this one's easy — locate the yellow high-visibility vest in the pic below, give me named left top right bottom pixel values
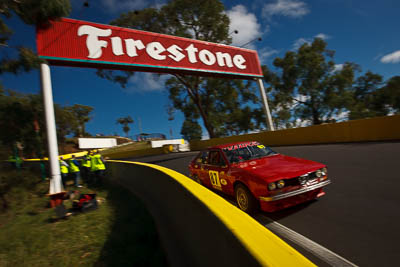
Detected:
left=90, top=154, right=105, bottom=171
left=82, top=156, right=91, bottom=168
left=60, top=160, right=68, bottom=174
left=68, top=159, right=80, bottom=173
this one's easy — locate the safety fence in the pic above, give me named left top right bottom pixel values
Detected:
left=107, top=160, right=315, bottom=267
left=190, top=115, right=400, bottom=151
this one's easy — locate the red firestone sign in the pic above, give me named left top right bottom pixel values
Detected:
left=36, top=18, right=263, bottom=79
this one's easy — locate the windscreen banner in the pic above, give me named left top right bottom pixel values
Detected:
left=36, top=18, right=263, bottom=79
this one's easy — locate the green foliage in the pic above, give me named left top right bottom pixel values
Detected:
left=348, top=71, right=386, bottom=120
left=116, top=116, right=134, bottom=137
left=0, top=169, right=167, bottom=266
left=0, top=90, right=94, bottom=157
left=0, top=166, right=41, bottom=211
left=0, top=47, right=43, bottom=74
left=380, top=76, right=400, bottom=112
left=65, top=104, right=94, bottom=137
left=11, top=0, right=71, bottom=26
left=264, top=38, right=357, bottom=127
left=101, top=0, right=262, bottom=138
left=180, top=119, right=202, bottom=140
left=0, top=0, right=71, bottom=77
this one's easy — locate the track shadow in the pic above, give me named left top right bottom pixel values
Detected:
left=94, top=181, right=168, bottom=267
left=146, top=154, right=194, bottom=165
left=259, top=199, right=317, bottom=221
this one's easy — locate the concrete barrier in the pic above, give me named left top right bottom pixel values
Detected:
left=190, top=115, right=400, bottom=150
left=15, top=160, right=314, bottom=266
left=107, top=160, right=314, bottom=267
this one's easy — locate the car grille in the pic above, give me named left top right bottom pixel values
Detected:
left=285, top=172, right=319, bottom=186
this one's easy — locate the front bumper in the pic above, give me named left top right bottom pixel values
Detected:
left=259, top=179, right=331, bottom=202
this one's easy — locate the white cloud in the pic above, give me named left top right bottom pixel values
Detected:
left=227, top=5, right=263, bottom=48
left=293, top=94, right=310, bottom=103
left=262, top=0, right=310, bottom=19
left=125, top=73, right=171, bottom=93
left=333, top=64, right=344, bottom=72
left=380, top=50, right=400, bottom=64
left=292, top=37, right=311, bottom=50
left=258, top=47, right=279, bottom=63
left=314, top=33, right=330, bottom=40
left=292, top=33, right=330, bottom=50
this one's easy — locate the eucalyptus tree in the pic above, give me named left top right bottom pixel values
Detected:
left=98, top=0, right=263, bottom=138
left=0, top=0, right=71, bottom=77
left=66, top=104, right=94, bottom=137
left=117, top=116, right=134, bottom=137
left=263, top=38, right=356, bottom=127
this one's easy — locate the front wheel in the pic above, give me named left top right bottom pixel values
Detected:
left=193, top=175, right=202, bottom=185
left=235, top=184, right=258, bottom=214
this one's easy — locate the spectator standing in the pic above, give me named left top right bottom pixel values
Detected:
left=81, top=152, right=91, bottom=183
left=59, top=156, right=69, bottom=188
left=90, top=150, right=106, bottom=185
left=68, top=155, right=82, bottom=187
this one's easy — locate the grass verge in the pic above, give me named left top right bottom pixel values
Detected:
left=0, top=167, right=168, bottom=266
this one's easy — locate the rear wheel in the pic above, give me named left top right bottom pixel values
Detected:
left=235, top=184, right=258, bottom=214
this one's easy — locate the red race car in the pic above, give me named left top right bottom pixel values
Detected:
left=188, top=141, right=331, bottom=213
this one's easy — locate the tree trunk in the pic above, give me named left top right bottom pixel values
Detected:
left=311, top=96, right=321, bottom=125
left=195, top=98, right=215, bottom=138
left=178, top=75, right=216, bottom=139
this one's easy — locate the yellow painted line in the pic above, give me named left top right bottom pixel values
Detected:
left=24, top=151, right=89, bottom=161
left=108, top=160, right=315, bottom=267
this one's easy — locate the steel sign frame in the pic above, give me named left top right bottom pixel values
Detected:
left=36, top=17, right=274, bottom=195
left=36, top=18, right=263, bottom=79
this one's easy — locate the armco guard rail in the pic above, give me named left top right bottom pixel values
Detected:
left=190, top=115, right=400, bottom=151
left=107, top=160, right=315, bottom=267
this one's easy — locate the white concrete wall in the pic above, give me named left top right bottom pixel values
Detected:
left=79, top=138, right=117, bottom=149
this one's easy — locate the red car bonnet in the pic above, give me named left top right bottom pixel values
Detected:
left=231, top=154, right=325, bottom=182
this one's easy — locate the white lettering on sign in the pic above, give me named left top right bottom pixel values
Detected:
left=199, top=49, right=216, bottom=66
left=233, top=55, right=246, bottom=69
left=77, top=25, right=247, bottom=70
left=147, top=42, right=166, bottom=60
left=125, top=39, right=145, bottom=57
left=78, top=25, right=111, bottom=59
left=167, top=45, right=185, bottom=62
left=216, top=52, right=233, bottom=67
left=185, top=44, right=198, bottom=63
left=111, top=37, right=124, bottom=56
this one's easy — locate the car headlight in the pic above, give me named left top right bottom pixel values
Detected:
left=276, top=180, right=285, bottom=189
left=321, top=167, right=327, bottom=175
left=268, top=182, right=276, bottom=191
left=315, top=169, right=322, bottom=178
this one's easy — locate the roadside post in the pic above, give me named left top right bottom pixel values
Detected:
left=40, top=63, right=65, bottom=206
left=256, top=78, right=275, bottom=131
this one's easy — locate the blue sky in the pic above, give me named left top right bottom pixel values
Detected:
left=2, top=0, right=399, bottom=139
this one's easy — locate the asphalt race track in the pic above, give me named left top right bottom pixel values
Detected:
left=123, top=142, right=400, bottom=267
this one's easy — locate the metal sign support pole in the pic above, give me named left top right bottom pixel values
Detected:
left=256, top=78, right=275, bottom=131
left=40, top=63, right=63, bottom=194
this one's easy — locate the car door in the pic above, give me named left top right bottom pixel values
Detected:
left=202, top=150, right=229, bottom=193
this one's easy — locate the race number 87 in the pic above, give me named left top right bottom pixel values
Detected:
left=209, top=170, right=221, bottom=188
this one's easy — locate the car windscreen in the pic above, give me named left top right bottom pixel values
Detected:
left=222, top=143, right=277, bottom=163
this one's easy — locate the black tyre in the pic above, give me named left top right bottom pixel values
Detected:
left=235, top=184, right=258, bottom=214
left=193, top=175, right=202, bottom=185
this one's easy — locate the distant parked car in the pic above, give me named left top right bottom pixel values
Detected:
left=188, top=141, right=331, bottom=213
